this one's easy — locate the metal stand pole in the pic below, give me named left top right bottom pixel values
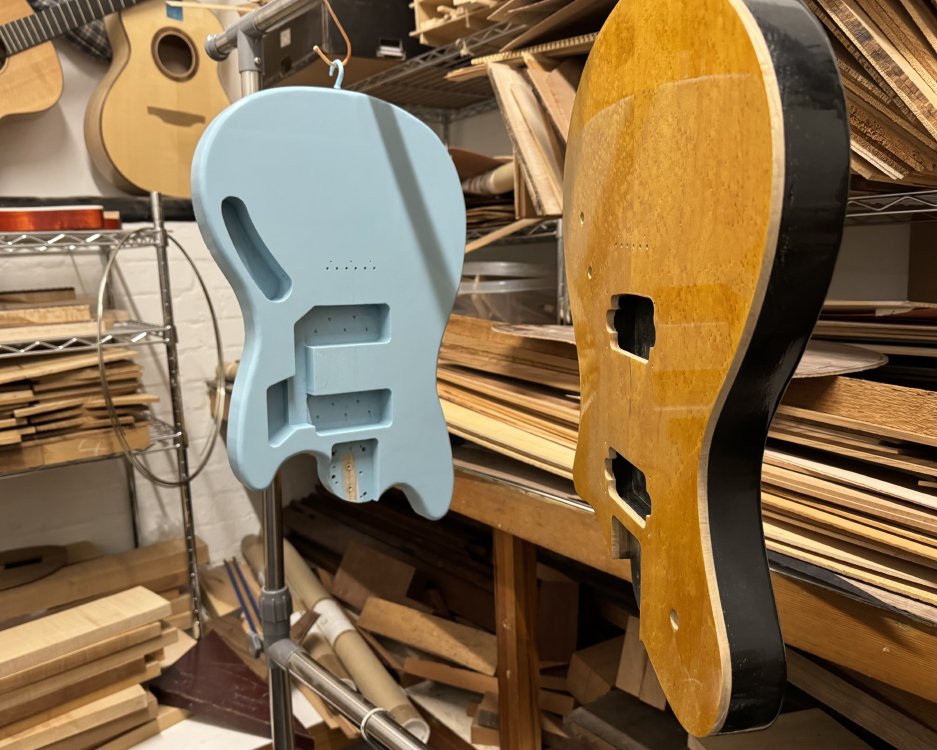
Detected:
left=262, top=478, right=296, bottom=750
left=152, top=192, right=205, bottom=637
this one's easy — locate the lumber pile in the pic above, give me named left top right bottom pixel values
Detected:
left=0, top=587, right=189, bottom=749
left=443, top=0, right=936, bottom=214
left=814, top=300, right=937, bottom=377
left=0, top=538, right=203, bottom=632
left=438, top=315, right=937, bottom=619
left=277, top=488, right=935, bottom=749
left=0, top=291, right=156, bottom=474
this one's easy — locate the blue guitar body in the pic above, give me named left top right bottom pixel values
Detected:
left=192, top=87, right=465, bottom=519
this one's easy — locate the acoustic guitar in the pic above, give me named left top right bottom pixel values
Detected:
left=565, top=0, right=849, bottom=738
left=0, top=0, right=140, bottom=121
left=85, top=1, right=230, bottom=198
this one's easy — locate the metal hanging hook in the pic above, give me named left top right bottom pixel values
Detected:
left=329, top=58, right=345, bottom=89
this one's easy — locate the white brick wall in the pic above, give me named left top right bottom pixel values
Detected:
left=0, top=29, right=264, bottom=562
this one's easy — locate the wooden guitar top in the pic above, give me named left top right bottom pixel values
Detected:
left=565, top=0, right=849, bottom=736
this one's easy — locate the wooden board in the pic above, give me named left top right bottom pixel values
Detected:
left=357, top=597, right=498, bottom=676
left=488, top=63, right=564, bottom=216
left=42, top=694, right=158, bottom=750
left=0, top=540, right=203, bottom=624
left=0, top=623, right=162, bottom=694
left=0, top=685, right=149, bottom=750
left=0, top=422, right=151, bottom=476
left=0, top=349, right=136, bottom=387
left=786, top=649, right=937, bottom=750
left=0, top=304, right=91, bottom=328
left=0, top=587, right=170, bottom=677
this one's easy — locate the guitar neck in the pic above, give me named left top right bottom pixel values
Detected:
left=0, top=0, right=139, bottom=56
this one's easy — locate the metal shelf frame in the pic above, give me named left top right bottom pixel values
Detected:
left=348, top=21, right=520, bottom=126
left=0, top=228, right=163, bottom=255
left=846, top=189, right=937, bottom=224
left=0, top=321, right=170, bottom=359
left=0, top=195, right=204, bottom=635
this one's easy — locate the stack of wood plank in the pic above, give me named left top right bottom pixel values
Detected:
left=412, top=1, right=502, bottom=46
left=0, top=539, right=202, bottom=633
left=281, top=488, right=935, bottom=750
left=805, top=0, right=937, bottom=186
left=444, top=0, right=936, bottom=224
left=0, top=584, right=191, bottom=749
left=437, top=315, right=937, bottom=620
left=0, top=289, right=156, bottom=474
left=814, top=299, right=937, bottom=367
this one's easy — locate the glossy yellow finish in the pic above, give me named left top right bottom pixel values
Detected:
left=84, top=1, right=230, bottom=197
left=564, top=0, right=783, bottom=737
left=0, top=1, right=63, bottom=121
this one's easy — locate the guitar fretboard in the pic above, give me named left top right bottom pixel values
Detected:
left=0, top=0, right=139, bottom=57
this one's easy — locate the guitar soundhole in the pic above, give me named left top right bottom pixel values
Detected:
left=608, top=450, right=652, bottom=521
left=153, top=28, right=198, bottom=82
left=609, top=294, right=656, bottom=360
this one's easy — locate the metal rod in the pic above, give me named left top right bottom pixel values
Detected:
left=263, top=481, right=286, bottom=590
left=206, top=0, right=319, bottom=61
left=262, top=480, right=295, bottom=750
left=124, top=459, right=140, bottom=548
left=268, top=642, right=431, bottom=750
left=151, top=192, right=205, bottom=638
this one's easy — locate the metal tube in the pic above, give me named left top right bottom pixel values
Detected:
left=240, top=70, right=262, bottom=96
left=151, top=192, right=205, bottom=638
left=269, top=643, right=430, bottom=750
left=262, top=480, right=286, bottom=590
left=205, top=0, right=319, bottom=61
left=262, top=479, right=295, bottom=750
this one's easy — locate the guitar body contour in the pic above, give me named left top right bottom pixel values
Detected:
left=192, top=87, right=465, bottom=520
left=0, top=0, right=62, bottom=121
left=564, top=0, right=849, bottom=737
left=84, top=1, right=229, bottom=197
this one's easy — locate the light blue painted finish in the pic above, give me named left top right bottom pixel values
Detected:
left=191, top=87, right=465, bottom=519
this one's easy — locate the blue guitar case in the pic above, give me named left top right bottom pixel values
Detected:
left=192, top=87, right=465, bottom=519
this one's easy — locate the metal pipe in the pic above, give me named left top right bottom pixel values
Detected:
left=262, top=479, right=295, bottom=750
left=205, top=0, right=319, bottom=61
left=262, top=480, right=286, bottom=591
left=268, top=642, right=431, bottom=750
left=151, top=192, right=205, bottom=638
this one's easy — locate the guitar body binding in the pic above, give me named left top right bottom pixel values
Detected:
left=565, top=0, right=849, bottom=736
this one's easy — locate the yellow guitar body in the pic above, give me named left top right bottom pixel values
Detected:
left=85, top=0, right=230, bottom=197
left=0, top=0, right=62, bottom=121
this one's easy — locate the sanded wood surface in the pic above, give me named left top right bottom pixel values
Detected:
left=0, top=540, right=203, bottom=624
left=358, top=598, right=497, bottom=676
left=0, top=587, right=170, bottom=677
left=565, top=0, right=798, bottom=731
left=488, top=63, right=564, bottom=215
left=0, top=0, right=63, bottom=121
left=0, top=623, right=162, bottom=694
left=84, top=1, right=230, bottom=197
left=493, top=530, right=541, bottom=750
left=0, top=685, right=149, bottom=750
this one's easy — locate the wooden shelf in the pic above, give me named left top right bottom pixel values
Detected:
left=450, top=465, right=937, bottom=704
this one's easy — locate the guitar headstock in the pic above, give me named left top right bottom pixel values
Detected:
left=564, top=0, right=849, bottom=737
left=192, top=88, right=465, bottom=520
